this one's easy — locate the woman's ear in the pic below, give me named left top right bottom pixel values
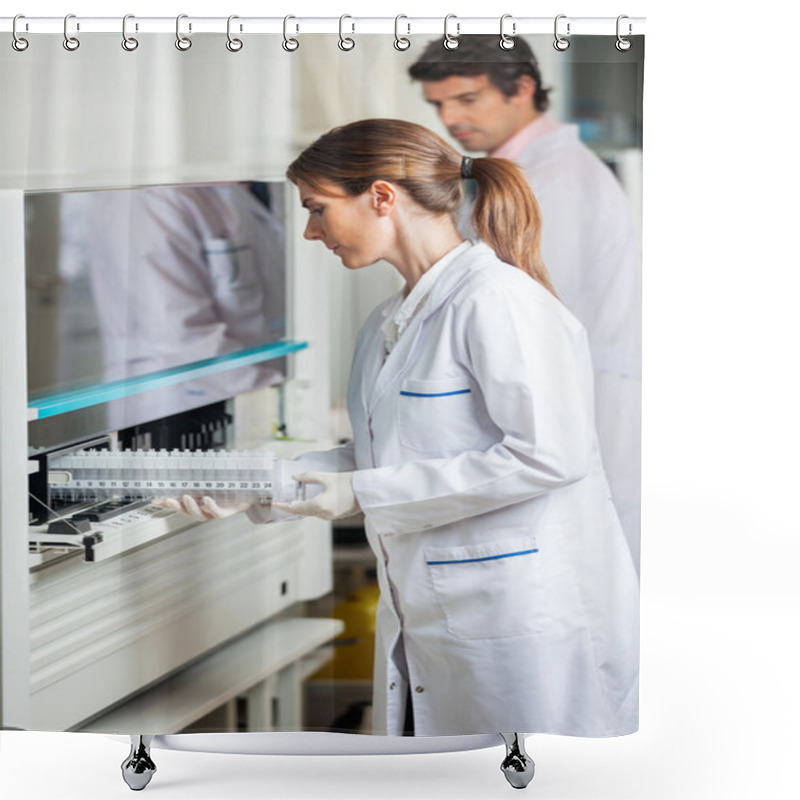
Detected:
left=370, top=180, right=397, bottom=217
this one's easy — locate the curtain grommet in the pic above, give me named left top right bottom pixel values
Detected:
left=121, top=14, right=139, bottom=52
left=338, top=15, right=355, bottom=51
left=282, top=15, right=299, bottom=52
left=63, top=13, right=80, bottom=51
left=394, top=15, right=410, bottom=51
left=553, top=15, right=570, bottom=51
left=500, top=14, right=516, bottom=50
left=226, top=15, right=243, bottom=52
left=175, top=14, right=192, bottom=51
left=443, top=14, right=459, bottom=50
left=615, top=15, right=632, bottom=51
left=12, top=14, right=29, bottom=51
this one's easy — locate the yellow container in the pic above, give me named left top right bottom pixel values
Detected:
left=312, top=583, right=379, bottom=681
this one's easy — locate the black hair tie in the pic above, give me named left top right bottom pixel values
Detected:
left=460, top=156, right=474, bottom=179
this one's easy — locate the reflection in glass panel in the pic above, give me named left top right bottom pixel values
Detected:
left=26, top=181, right=288, bottom=445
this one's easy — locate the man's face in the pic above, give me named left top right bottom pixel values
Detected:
left=421, top=74, right=533, bottom=153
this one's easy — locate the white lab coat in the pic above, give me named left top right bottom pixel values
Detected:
left=80, top=184, right=286, bottom=426
left=513, top=126, right=642, bottom=573
left=296, top=243, right=639, bottom=737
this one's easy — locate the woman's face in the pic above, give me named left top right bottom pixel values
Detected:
left=298, top=179, right=388, bottom=270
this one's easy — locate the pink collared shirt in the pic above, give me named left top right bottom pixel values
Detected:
left=489, top=114, right=562, bottom=160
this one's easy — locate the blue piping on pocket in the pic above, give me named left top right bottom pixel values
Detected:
left=426, top=548, right=538, bottom=565
left=400, top=388, right=471, bottom=398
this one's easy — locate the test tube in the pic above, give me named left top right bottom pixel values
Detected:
left=142, top=449, right=157, bottom=498
left=70, top=453, right=78, bottom=502
left=112, top=450, right=124, bottom=500
left=86, top=450, right=98, bottom=502
left=120, top=450, right=130, bottom=498
left=94, top=451, right=107, bottom=501
left=49, top=453, right=67, bottom=502
left=261, top=452, right=275, bottom=505
left=203, top=450, right=217, bottom=498
left=220, top=450, right=232, bottom=503
left=152, top=449, right=165, bottom=498
left=190, top=450, right=204, bottom=497
left=241, top=451, right=256, bottom=504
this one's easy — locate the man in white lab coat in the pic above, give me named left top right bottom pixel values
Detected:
left=410, top=37, right=642, bottom=573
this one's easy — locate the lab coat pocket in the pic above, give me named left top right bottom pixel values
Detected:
left=397, top=377, right=484, bottom=455
left=425, top=535, right=547, bottom=639
left=204, top=237, right=258, bottom=291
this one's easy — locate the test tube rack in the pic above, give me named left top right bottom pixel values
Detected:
left=47, top=449, right=278, bottom=505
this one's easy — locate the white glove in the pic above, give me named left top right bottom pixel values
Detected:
left=154, top=495, right=251, bottom=522
left=272, top=471, right=360, bottom=521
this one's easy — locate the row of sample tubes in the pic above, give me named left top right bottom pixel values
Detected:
left=48, top=449, right=278, bottom=505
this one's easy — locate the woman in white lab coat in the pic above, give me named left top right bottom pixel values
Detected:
left=184, top=118, right=639, bottom=738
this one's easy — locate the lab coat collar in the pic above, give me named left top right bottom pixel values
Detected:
left=381, top=241, right=471, bottom=355
left=415, top=240, right=488, bottom=319
left=364, top=241, right=492, bottom=413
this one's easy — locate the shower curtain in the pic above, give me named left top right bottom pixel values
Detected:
left=1, top=15, right=644, bottom=753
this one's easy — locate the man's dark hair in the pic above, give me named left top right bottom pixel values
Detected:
left=408, top=35, right=551, bottom=112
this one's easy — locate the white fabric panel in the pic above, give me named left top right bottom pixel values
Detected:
left=0, top=34, right=293, bottom=190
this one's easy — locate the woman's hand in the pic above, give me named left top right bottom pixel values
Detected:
left=272, top=471, right=360, bottom=520
left=154, top=495, right=251, bottom=521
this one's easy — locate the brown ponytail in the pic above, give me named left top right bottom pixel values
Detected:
left=287, top=118, right=557, bottom=297
left=469, top=156, right=556, bottom=297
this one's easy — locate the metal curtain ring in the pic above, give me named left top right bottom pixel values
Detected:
left=122, top=14, right=139, bottom=51
left=63, top=13, right=80, bottom=51
left=616, top=14, right=632, bottom=51
left=553, top=14, right=570, bottom=51
left=282, top=15, right=299, bottom=51
left=12, top=14, right=29, bottom=51
left=227, top=15, right=243, bottom=52
left=175, top=14, right=192, bottom=51
left=499, top=14, right=515, bottom=50
left=339, top=15, right=355, bottom=51
left=394, top=15, right=410, bottom=51
left=443, top=14, right=459, bottom=50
